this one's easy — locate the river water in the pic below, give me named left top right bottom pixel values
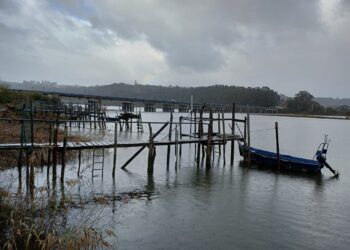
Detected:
left=1, top=112, right=350, bottom=249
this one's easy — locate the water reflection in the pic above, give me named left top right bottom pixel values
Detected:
left=237, top=159, right=341, bottom=191
left=1, top=113, right=350, bottom=250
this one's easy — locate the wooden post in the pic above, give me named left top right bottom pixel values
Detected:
left=175, top=127, right=179, bottom=170
left=25, top=151, right=30, bottom=188
left=217, top=112, right=221, bottom=156
left=18, top=120, right=23, bottom=179
left=275, top=122, right=281, bottom=170
left=77, top=149, right=81, bottom=177
left=121, top=122, right=169, bottom=169
left=190, top=111, right=193, bottom=140
left=166, top=112, right=173, bottom=169
left=29, top=157, right=35, bottom=195
left=179, top=116, right=182, bottom=157
left=70, top=104, right=73, bottom=128
left=47, top=122, right=53, bottom=169
left=52, top=124, right=58, bottom=180
left=78, top=107, right=81, bottom=129
left=119, top=121, right=123, bottom=131
left=112, top=122, right=118, bottom=178
left=200, top=108, right=205, bottom=160
left=196, top=109, right=203, bottom=164
left=230, top=103, right=235, bottom=165
left=94, top=101, right=97, bottom=129
left=205, top=110, right=213, bottom=168
left=194, top=111, right=197, bottom=155
left=60, top=125, right=67, bottom=183
left=247, top=108, right=251, bottom=165
left=147, top=142, right=156, bottom=174
left=89, top=102, right=92, bottom=129
left=83, top=107, right=85, bottom=129
left=18, top=148, right=23, bottom=180
left=30, top=101, right=34, bottom=147
left=244, top=117, right=247, bottom=146
left=98, top=99, right=102, bottom=130
left=130, top=118, right=133, bottom=133
left=221, top=110, right=226, bottom=165
left=147, top=123, right=156, bottom=174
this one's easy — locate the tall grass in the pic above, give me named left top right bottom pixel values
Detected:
left=0, top=84, right=60, bottom=106
left=0, top=180, right=117, bottom=250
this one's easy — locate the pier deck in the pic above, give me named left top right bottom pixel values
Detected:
left=0, top=134, right=242, bottom=151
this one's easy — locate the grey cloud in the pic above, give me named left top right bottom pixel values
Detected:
left=1, top=0, right=350, bottom=97
left=60, top=0, right=323, bottom=73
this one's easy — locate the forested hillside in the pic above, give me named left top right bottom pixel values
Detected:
left=4, top=81, right=280, bottom=107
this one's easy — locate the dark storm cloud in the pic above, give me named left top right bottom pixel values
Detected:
left=76, top=0, right=322, bottom=72
left=0, top=0, right=349, bottom=97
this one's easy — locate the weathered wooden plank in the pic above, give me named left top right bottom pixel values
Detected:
left=121, top=122, right=169, bottom=170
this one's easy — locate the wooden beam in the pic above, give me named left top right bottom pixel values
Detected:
left=121, top=122, right=169, bottom=169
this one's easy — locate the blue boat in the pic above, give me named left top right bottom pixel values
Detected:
left=238, top=136, right=339, bottom=176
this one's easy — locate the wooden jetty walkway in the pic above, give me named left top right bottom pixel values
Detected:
left=0, top=101, right=253, bottom=193
left=0, top=135, right=240, bottom=151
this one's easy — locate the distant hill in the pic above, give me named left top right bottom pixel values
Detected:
left=278, top=94, right=350, bottom=108
left=314, top=97, right=350, bottom=107
left=1, top=81, right=280, bottom=107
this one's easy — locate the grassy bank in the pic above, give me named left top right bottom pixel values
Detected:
left=0, top=85, right=88, bottom=170
left=0, top=183, right=116, bottom=249
left=253, top=112, right=350, bottom=120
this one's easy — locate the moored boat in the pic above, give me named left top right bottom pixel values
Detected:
left=238, top=136, right=339, bottom=176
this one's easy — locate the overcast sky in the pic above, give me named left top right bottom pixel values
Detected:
left=0, top=0, right=349, bottom=97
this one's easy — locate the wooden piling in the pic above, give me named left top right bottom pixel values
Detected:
left=166, top=112, right=173, bottom=169
left=94, top=101, right=97, bottom=129
left=112, top=122, right=118, bottom=178
left=190, top=111, right=193, bottom=140
left=147, top=123, right=156, bottom=174
left=247, top=108, right=251, bottom=165
left=275, top=122, right=281, bottom=170
left=18, top=148, right=23, bottom=179
left=89, top=103, right=92, bottom=129
left=244, top=117, right=247, bottom=146
left=205, top=111, right=213, bottom=168
left=18, top=120, right=23, bottom=175
left=29, top=157, right=35, bottom=194
left=60, top=125, right=67, bottom=183
left=47, top=122, right=53, bottom=169
left=194, top=111, right=197, bottom=155
left=78, top=149, right=81, bottom=177
left=30, top=101, right=34, bottom=147
left=25, top=151, right=30, bottom=188
left=121, top=122, right=169, bottom=170
left=196, top=109, right=203, bottom=164
left=175, top=127, right=179, bottom=169
left=179, top=116, right=182, bottom=157
left=200, top=108, right=205, bottom=160
left=230, top=103, right=235, bottom=165
left=130, top=117, right=133, bottom=133
left=52, top=124, right=58, bottom=180
left=221, top=110, right=226, bottom=165
left=217, top=112, right=221, bottom=156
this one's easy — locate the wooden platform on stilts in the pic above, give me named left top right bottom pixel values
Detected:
left=0, top=134, right=242, bottom=151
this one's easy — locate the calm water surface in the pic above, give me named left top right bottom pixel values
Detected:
left=2, top=112, right=350, bottom=249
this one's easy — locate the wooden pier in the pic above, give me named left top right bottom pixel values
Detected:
left=0, top=99, right=251, bottom=193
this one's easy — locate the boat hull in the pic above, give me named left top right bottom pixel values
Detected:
left=239, top=145, right=323, bottom=174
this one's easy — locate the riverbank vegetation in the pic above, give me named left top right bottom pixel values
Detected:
left=283, top=91, right=350, bottom=116
left=0, top=183, right=116, bottom=249
left=0, top=84, right=60, bottom=107
left=0, top=85, right=88, bottom=170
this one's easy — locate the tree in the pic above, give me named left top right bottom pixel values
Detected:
left=286, top=91, right=324, bottom=114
